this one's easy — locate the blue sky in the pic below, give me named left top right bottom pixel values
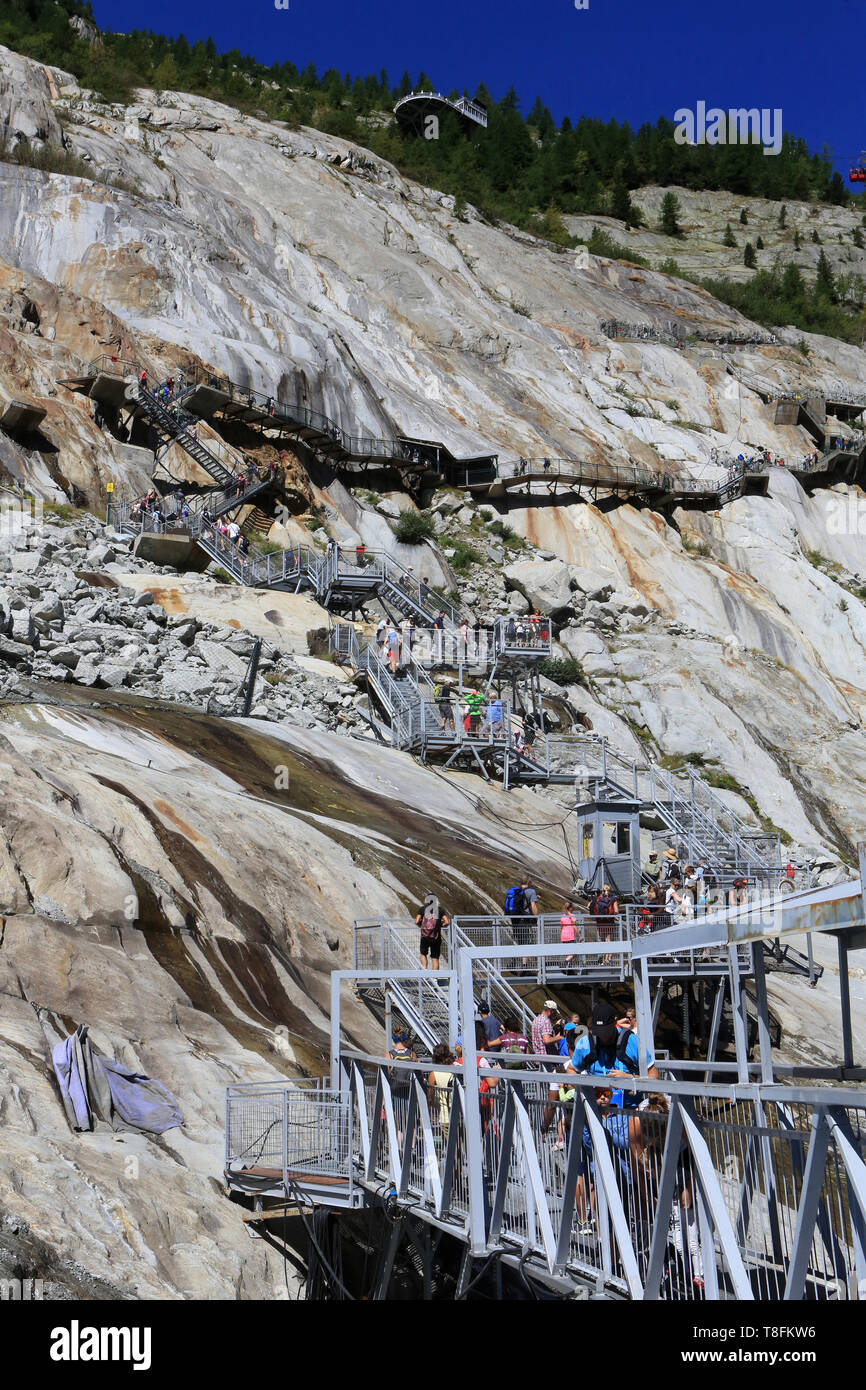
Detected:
left=93, top=0, right=865, bottom=177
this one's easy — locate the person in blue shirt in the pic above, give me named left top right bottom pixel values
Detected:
left=564, top=1001, right=660, bottom=1233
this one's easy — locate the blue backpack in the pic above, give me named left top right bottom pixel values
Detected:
left=504, top=885, right=528, bottom=915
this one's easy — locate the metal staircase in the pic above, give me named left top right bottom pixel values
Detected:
left=132, top=382, right=239, bottom=489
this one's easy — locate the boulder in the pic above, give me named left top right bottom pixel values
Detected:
left=503, top=558, right=573, bottom=615
left=568, top=566, right=615, bottom=600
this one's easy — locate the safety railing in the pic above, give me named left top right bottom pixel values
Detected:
left=328, top=1055, right=866, bottom=1298
left=492, top=614, right=553, bottom=657
left=506, top=456, right=667, bottom=492
left=225, top=1077, right=353, bottom=1195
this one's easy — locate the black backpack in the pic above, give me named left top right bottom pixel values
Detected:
left=581, top=1028, right=639, bottom=1075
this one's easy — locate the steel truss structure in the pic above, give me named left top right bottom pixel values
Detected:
left=225, top=870, right=866, bottom=1299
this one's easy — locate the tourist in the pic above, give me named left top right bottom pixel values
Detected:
left=498, top=1015, right=529, bottom=1058
left=478, top=1000, right=504, bottom=1051
left=420, top=576, right=430, bottom=607
left=591, top=881, right=619, bottom=964
left=533, top=1001, right=565, bottom=1138
left=565, top=1001, right=661, bottom=1226
left=427, top=1044, right=455, bottom=1137
left=504, top=872, right=539, bottom=964
left=560, top=898, right=579, bottom=972
left=643, top=850, right=662, bottom=886
left=415, top=892, right=450, bottom=972
left=465, top=687, right=484, bottom=734
left=387, top=625, right=401, bottom=674
left=436, top=679, right=455, bottom=732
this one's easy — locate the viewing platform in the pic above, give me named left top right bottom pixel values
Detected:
left=394, top=90, right=488, bottom=134
left=0, top=398, right=46, bottom=436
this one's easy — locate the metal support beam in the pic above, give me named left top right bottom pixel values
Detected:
left=751, top=943, right=774, bottom=1083
left=632, top=957, right=655, bottom=1071
left=727, top=945, right=750, bottom=1084
left=784, top=1108, right=830, bottom=1299
left=837, top=934, right=854, bottom=1070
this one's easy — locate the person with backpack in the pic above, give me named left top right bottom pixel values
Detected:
left=499, top=1015, right=529, bottom=1062
left=504, top=873, right=539, bottom=966
left=565, top=1002, right=660, bottom=1229
left=436, top=680, right=455, bottom=733
left=415, top=893, right=450, bottom=971
left=591, top=882, right=619, bottom=964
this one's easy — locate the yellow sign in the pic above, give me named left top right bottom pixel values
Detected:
left=106, top=482, right=115, bottom=493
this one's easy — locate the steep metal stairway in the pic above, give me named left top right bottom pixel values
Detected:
left=132, top=382, right=239, bottom=489
left=510, top=734, right=780, bottom=870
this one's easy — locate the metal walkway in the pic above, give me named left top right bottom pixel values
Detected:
left=66, top=357, right=779, bottom=508
left=225, top=871, right=866, bottom=1300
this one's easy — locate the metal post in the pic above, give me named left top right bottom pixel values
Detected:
left=727, top=945, right=750, bottom=1085
left=704, top=979, right=725, bottom=1084
left=632, top=957, right=655, bottom=1072
left=240, top=637, right=262, bottom=717
left=330, top=971, right=342, bottom=1090
left=459, top=948, right=489, bottom=1254
left=751, top=943, right=774, bottom=1083
left=384, top=989, right=392, bottom=1058
left=837, top=934, right=854, bottom=1071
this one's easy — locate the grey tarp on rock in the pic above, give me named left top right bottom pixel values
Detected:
left=51, top=1024, right=184, bottom=1134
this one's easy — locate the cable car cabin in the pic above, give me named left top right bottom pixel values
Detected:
left=849, top=166, right=866, bottom=183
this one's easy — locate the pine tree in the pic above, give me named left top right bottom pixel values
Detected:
left=739, top=207, right=748, bottom=224
left=660, top=191, right=681, bottom=236
left=854, top=227, right=864, bottom=249
left=611, top=176, right=641, bottom=228
left=793, top=229, right=801, bottom=249
left=815, top=249, right=836, bottom=301
left=811, top=228, right=821, bottom=244
left=778, top=204, right=787, bottom=228
left=756, top=235, right=764, bottom=249
left=723, top=222, right=737, bottom=247
left=743, top=242, right=757, bottom=268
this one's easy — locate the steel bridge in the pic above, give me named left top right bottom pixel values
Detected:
left=224, top=869, right=866, bottom=1300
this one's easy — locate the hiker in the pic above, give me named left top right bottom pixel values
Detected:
left=420, top=576, right=430, bottom=607
left=534, top=1001, right=565, bottom=1137
left=428, top=1044, right=455, bottom=1137
left=139, top=368, right=148, bottom=390
left=465, top=687, right=484, bottom=734
left=499, top=1015, right=529, bottom=1058
left=387, top=625, right=401, bottom=674
left=478, top=1000, right=504, bottom=1051
left=355, top=541, right=366, bottom=568
left=662, top=847, right=680, bottom=881
left=643, top=850, right=662, bottom=886
left=459, top=619, right=469, bottom=659
left=560, top=898, right=579, bottom=972
left=415, top=892, right=450, bottom=971
left=522, top=711, right=537, bottom=757
left=504, top=872, right=539, bottom=964
left=665, top=875, right=685, bottom=922
left=484, top=695, right=504, bottom=739
left=376, top=619, right=387, bottom=657
left=386, top=1028, right=417, bottom=1115
left=591, top=882, right=619, bottom=964
left=505, top=615, right=517, bottom=646
left=565, top=1002, right=660, bottom=1228
left=436, top=679, right=455, bottom=732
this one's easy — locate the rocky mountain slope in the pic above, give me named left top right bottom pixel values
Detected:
left=1, top=44, right=865, bottom=1297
